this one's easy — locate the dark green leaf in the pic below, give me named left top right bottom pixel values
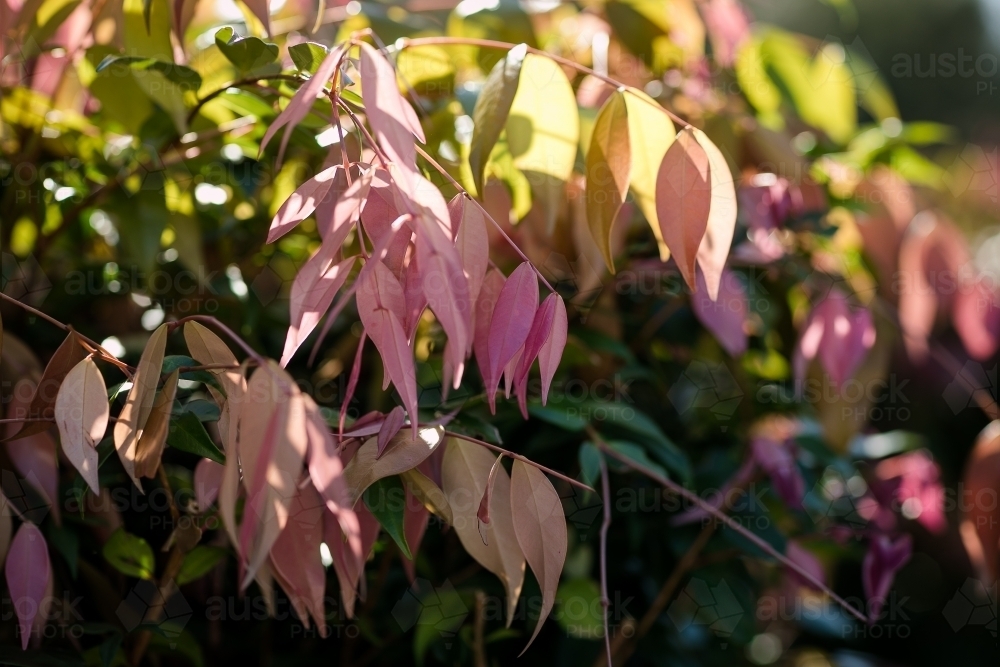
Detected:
left=176, top=546, right=227, bottom=585
left=214, top=26, right=280, bottom=74
left=96, top=56, right=202, bottom=91
left=363, top=476, right=411, bottom=559
left=168, top=412, right=225, bottom=464
left=102, top=529, right=155, bottom=579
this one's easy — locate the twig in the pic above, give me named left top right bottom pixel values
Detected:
left=445, top=430, right=595, bottom=493
left=473, top=591, right=487, bottom=667
left=598, top=455, right=613, bottom=667
left=170, top=315, right=268, bottom=367
left=588, top=429, right=868, bottom=624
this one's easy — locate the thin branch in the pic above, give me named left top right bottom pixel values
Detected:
left=445, top=430, right=595, bottom=493
left=414, top=145, right=558, bottom=294
left=397, top=36, right=688, bottom=127
left=589, top=429, right=868, bottom=624
left=170, top=315, right=268, bottom=367
left=598, top=455, right=613, bottom=667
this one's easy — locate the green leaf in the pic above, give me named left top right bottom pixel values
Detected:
left=527, top=403, right=588, bottom=431
left=469, top=43, right=526, bottom=196
left=554, top=578, right=604, bottom=639
left=289, top=42, right=329, bottom=75
left=178, top=399, right=221, bottom=422
left=578, top=442, right=601, bottom=488
left=176, top=546, right=227, bottom=585
left=362, top=476, right=411, bottom=559
left=506, top=53, right=579, bottom=232
left=45, top=523, right=79, bottom=579
left=161, top=355, right=200, bottom=374
left=586, top=90, right=630, bottom=272
left=95, top=56, right=203, bottom=91
left=592, top=407, right=691, bottom=481
left=99, top=633, right=123, bottom=667
left=167, top=412, right=225, bottom=464
left=102, top=529, right=155, bottom=579
left=396, top=45, right=455, bottom=96
left=214, top=26, right=280, bottom=74
left=606, top=441, right=668, bottom=480
left=623, top=88, right=676, bottom=261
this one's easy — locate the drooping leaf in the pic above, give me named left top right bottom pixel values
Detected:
left=586, top=90, right=631, bottom=273
left=6, top=330, right=86, bottom=442
left=506, top=53, right=579, bottom=231
left=260, top=43, right=343, bottom=164
left=54, top=357, right=108, bottom=494
left=102, top=528, right=154, bottom=580
left=441, top=436, right=525, bottom=625
left=5, top=522, right=51, bottom=650
left=134, top=369, right=178, bottom=479
left=624, top=88, right=676, bottom=260
left=694, top=129, right=738, bottom=300
left=469, top=43, right=527, bottom=196
left=176, top=546, right=227, bottom=585
left=536, top=295, right=567, bottom=406
left=486, top=262, right=538, bottom=411
left=451, top=194, right=489, bottom=308
left=342, top=426, right=444, bottom=507
left=113, top=323, right=169, bottom=489
left=242, top=0, right=271, bottom=36
left=268, top=165, right=343, bottom=243
left=193, top=458, right=224, bottom=511
left=270, top=482, right=326, bottom=631
left=280, top=255, right=356, bottom=367
left=236, top=363, right=308, bottom=588
left=477, top=454, right=505, bottom=544
left=691, top=268, right=747, bottom=357
left=363, top=476, right=412, bottom=559
left=655, top=127, right=712, bottom=291
left=400, top=468, right=453, bottom=525
left=377, top=406, right=406, bottom=459
left=474, top=269, right=506, bottom=395
left=509, top=460, right=567, bottom=654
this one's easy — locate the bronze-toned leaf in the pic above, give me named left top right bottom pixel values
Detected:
left=342, top=425, right=444, bottom=507
left=6, top=330, right=86, bottom=442
left=586, top=90, right=631, bottom=273
left=134, top=369, right=179, bottom=479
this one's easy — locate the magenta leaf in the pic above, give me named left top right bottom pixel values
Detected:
left=486, top=262, right=538, bottom=411
left=862, top=534, right=912, bottom=622
left=536, top=295, right=568, bottom=405
left=281, top=255, right=357, bottom=367
left=691, top=267, right=747, bottom=357
left=5, top=522, right=51, bottom=650
left=474, top=269, right=506, bottom=396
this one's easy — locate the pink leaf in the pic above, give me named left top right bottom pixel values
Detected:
left=536, top=295, right=568, bottom=405
left=5, top=433, right=60, bottom=525
left=402, top=254, right=427, bottom=341
left=785, top=541, right=826, bottom=591
left=280, top=255, right=357, bottom=367
left=376, top=406, right=406, bottom=459
left=315, top=167, right=373, bottom=244
left=243, top=0, right=271, bottom=35
left=194, top=458, right=224, bottom=511
left=701, top=0, right=751, bottom=66
left=486, top=263, right=538, bottom=411
left=751, top=436, right=804, bottom=508
left=694, top=129, right=738, bottom=300
left=361, top=169, right=412, bottom=277
left=514, top=294, right=558, bottom=390
left=794, top=289, right=876, bottom=391
left=416, top=212, right=472, bottom=386
left=451, top=194, right=490, bottom=310
left=5, top=522, right=51, bottom=650
left=953, top=277, right=1000, bottom=361
left=655, top=127, right=712, bottom=292
left=862, top=534, right=912, bottom=622
left=270, top=482, right=326, bottom=632
left=268, top=165, right=343, bottom=244
left=358, top=43, right=424, bottom=191
left=260, top=44, right=343, bottom=164
left=691, top=267, right=747, bottom=357
left=474, top=269, right=506, bottom=395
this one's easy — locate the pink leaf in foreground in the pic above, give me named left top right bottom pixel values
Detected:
left=376, top=406, right=406, bottom=459
left=691, top=267, right=747, bottom=357
left=514, top=294, right=558, bottom=389
left=486, top=263, right=538, bottom=411
left=694, top=129, right=738, bottom=300
left=451, top=194, right=489, bottom=309
left=361, top=169, right=412, bottom=277
left=5, top=522, right=51, bottom=650
left=270, top=482, right=326, bottom=632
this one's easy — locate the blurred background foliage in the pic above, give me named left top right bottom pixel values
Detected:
left=1, top=1, right=999, bottom=666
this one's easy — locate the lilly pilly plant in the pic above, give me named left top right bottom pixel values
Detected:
left=3, top=0, right=1000, bottom=665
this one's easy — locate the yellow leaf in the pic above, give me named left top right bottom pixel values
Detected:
left=585, top=90, right=631, bottom=273
left=624, top=88, right=676, bottom=260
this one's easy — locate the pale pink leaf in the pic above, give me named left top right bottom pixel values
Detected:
left=270, top=482, right=326, bottom=632
left=655, top=127, right=712, bottom=292
left=402, top=254, right=427, bottom=341
left=361, top=169, right=412, bottom=276
left=243, top=0, right=271, bottom=35
left=486, top=262, right=538, bottom=410
left=281, top=255, right=357, bottom=367
left=536, top=295, right=568, bottom=405
left=194, top=458, right=224, bottom=511
left=5, top=522, right=51, bottom=650
left=54, top=357, right=107, bottom=494
left=451, top=194, right=490, bottom=309
left=474, top=269, right=506, bottom=395
left=514, top=294, right=558, bottom=389
left=268, top=165, right=343, bottom=243
left=509, top=460, right=567, bottom=654
left=694, top=129, right=738, bottom=300
left=260, top=44, right=343, bottom=164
